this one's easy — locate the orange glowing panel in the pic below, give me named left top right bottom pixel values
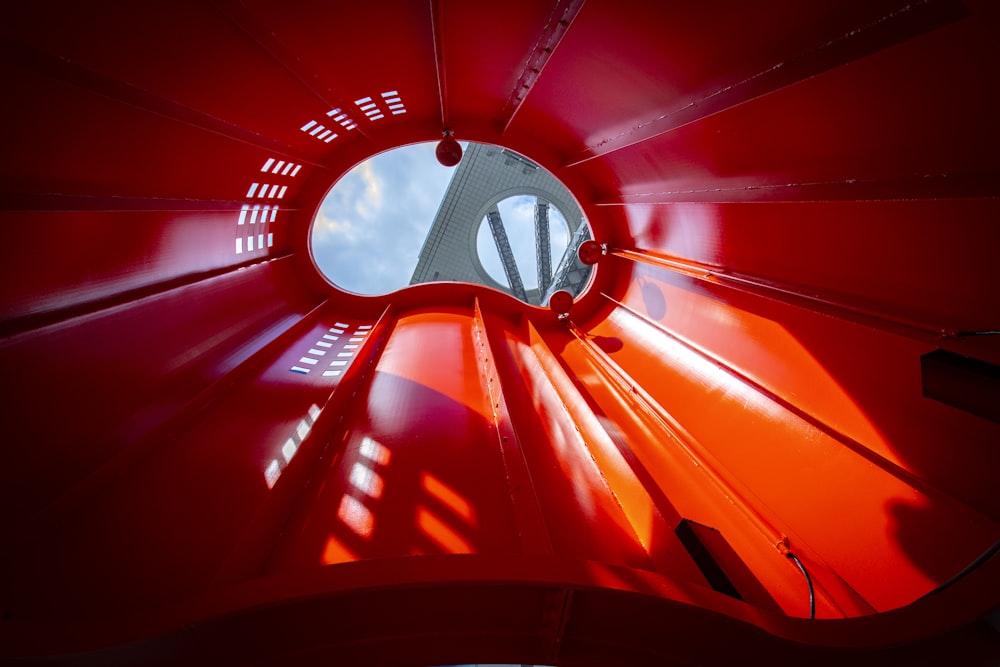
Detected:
left=417, top=507, right=474, bottom=554
left=421, top=471, right=476, bottom=525
left=375, top=313, right=491, bottom=417
left=321, top=535, right=360, bottom=565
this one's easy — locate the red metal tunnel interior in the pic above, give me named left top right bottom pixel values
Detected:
left=2, top=1, right=999, bottom=665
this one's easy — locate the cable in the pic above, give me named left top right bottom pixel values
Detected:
left=919, top=539, right=1000, bottom=600
left=786, top=552, right=816, bottom=619
left=776, top=538, right=816, bottom=619
left=777, top=539, right=1000, bottom=617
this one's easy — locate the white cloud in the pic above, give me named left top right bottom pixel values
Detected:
left=315, top=211, right=361, bottom=243
left=352, top=161, right=382, bottom=219
left=311, top=142, right=457, bottom=295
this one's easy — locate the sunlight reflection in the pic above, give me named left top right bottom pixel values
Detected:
left=263, top=403, right=321, bottom=489
left=281, top=438, right=298, bottom=463
left=418, top=507, right=474, bottom=553
left=337, top=495, right=374, bottom=538
left=349, top=461, right=385, bottom=498
left=264, top=460, right=281, bottom=488
left=421, top=471, right=476, bottom=525
left=322, top=534, right=360, bottom=565
left=611, top=307, right=782, bottom=420
left=359, top=435, right=391, bottom=465
left=517, top=333, right=599, bottom=518
left=623, top=267, right=892, bottom=454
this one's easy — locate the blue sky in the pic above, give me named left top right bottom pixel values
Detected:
left=311, top=142, right=456, bottom=295
left=311, top=142, right=570, bottom=296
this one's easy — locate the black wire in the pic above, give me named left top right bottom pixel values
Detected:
left=787, top=552, right=816, bottom=619
left=919, top=539, right=1000, bottom=600
left=781, top=539, right=1000, bottom=618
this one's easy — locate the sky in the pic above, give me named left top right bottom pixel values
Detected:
left=311, top=141, right=571, bottom=297
left=311, top=142, right=457, bottom=295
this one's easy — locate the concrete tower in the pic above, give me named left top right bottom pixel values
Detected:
left=409, top=142, right=592, bottom=304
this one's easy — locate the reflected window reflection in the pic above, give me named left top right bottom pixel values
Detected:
left=337, top=495, right=374, bottom=538
left=359, top=435, right=391, bottom=465
left=263, top=403, right=320, bottom=489
left=349, top=461, right=385, bottom=498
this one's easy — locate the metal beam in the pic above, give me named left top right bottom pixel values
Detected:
left=564, top=0, right=968, bottom=167
left=500, top=0, right=586, bottom=134
left=609, top=247, right=959, bottom=342
left=591, top=173, right=1000, bottom=203
left=545, top=222, right=592, bottom=304
left=535, top=198, right=552, bottom=296
left=472, top=298, right=552, bottom=556
left=486, top=207, right=527, bottom=302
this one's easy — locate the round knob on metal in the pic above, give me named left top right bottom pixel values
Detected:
left=435, top=133, right=463, bottom=167
left=548, top=290, right=574, bottom=319
left=578, top=240, right=605, bottom=265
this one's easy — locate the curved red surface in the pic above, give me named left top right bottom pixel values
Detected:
left=1, top=1, right=999, bottom=665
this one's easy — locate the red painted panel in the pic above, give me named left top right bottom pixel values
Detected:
left=623, top=199, right=1000, bottom=332
left=486, top=318, right=659, bottom=571
left=0, top=258, right=318, bottom=531
left=608, top=258, right=1000, bottom=520
left=239, top=0, right=440, bottom=132
left=590, top=6, right=1000, bottom=197
left=270, top=309, right=522, bottom=571
left=546, top=328, right=807, bottom=605
left=513, top=0, right=928, bottom=153
left=0, top=1, right=335, bottom=155
left=1, top=208, right=293, bottom=324
left=0, top=310, right=387, bottom=619
left=442, top=0, right=571, bottom=126
left=588, top=270, right=1000, bottom=610
left=0, top=61, right=312, bottom=202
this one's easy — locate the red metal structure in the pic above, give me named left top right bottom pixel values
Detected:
left=2, top=1, right=999, bottom=664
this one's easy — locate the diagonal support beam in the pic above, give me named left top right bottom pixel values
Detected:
left=500, top=0, right=586, bottom=135
left=534, top=198, right=552, bottom=296
left=610, top=247, right=962, bottom=341
left=593, top=173, right=1000, bottom=204
left=544, top=222, right=592, bottom=304
left=486, top=207, right=527, bottom=302
left=472, top=298, right=552, bottom=556
left=564, top=0, right=968, bottom=167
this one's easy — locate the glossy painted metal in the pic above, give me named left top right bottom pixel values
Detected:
left=1, top=1, right=999, bottom=665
